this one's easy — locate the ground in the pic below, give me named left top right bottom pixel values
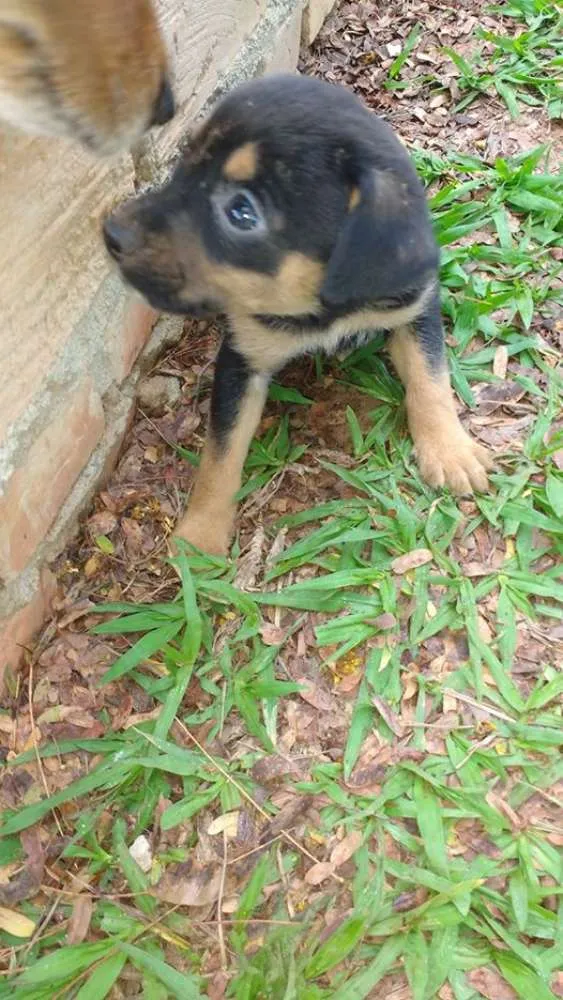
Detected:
left=0, top=0, right=562, bottom=997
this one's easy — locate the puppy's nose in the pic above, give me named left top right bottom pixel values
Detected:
left=151, top=75, right=175, bottom=127
left=103, top=214, right=141, bottom=258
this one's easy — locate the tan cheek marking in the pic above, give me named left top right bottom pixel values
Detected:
left=388, top=326, right=492, bottom=495
left=348, top=187, right=361, bottom=211
left=223, top=141, right=259, bottom=181
left=174, top=374, right=269, bottom=555
left=209, top=252, right=324, bottom=316
left=277, top=252, right=324, bottom=304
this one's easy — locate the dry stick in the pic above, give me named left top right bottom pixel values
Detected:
left=28, top=662, right=64, bottom=838
left=443, top=687, right=516, bottom=724
left=515, top=779, right=563, bottom=809
left=455, top=732, right=498, bottom=770
left=172, top=720, right=345, bottom=884
left=217, top=831, right=228, bottom=971
left=20, top=897, right=61, bottom=963
left=277, top=842, right=295, bottom=920
left=226, top=834, right=283, bottom=867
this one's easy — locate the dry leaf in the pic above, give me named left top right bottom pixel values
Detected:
left=391, top=548, right=433, bottom=574
left=84, top=555, right=101, bottom=578
left=0, top=864, right=20, bottom=886
left=221, top=895, right=240, bottom=914
left=304, top=861, right=335, bottom=885
left=0, top=827, right=45, bottom=907
left=123, top=708, right=161, bottom=729
left=464, top=561, right=494, bottom=577
left=207, top=812, right=240, bottom=838
left=121, top=517, right=146, bottom=557
left=144, top=445, right=160, bottom=464
left=208, top=971, right=229, bottom=999
left=129, top=835, right=152, bottom=873
left=330, top=831, right=362, bottom=867
left=260, top=624, right=286, bottom=646
left=234, top=524, right=265, bottom=591
left=154, top=863, right=222, bottom=907
left=67, top=895, right=93, bottom=945
left=493, top=345, right=509, bottom=379
left=476, top=381, right=526, bottom=415
left=466, top=966, right=517, bottom=1000
left=486, top=792, right=523, bottom=831
left=251, top=755, right=301, bottom=786
left=87, top=511, right=118, bottom=537
left=262, top=795, right=312, bottom=839
left=372, top=696, right=404, bottom=737
left=36, top=706, right=97, bottom=728
left=393, top=889, right=426, bottom=912
left=0, top=905, right=36, bottom=938
left=296, top=678, right=335, bottom=712
left=371, top=612, right=397, bottom=631
left=443, top=690, right=458, bottom=713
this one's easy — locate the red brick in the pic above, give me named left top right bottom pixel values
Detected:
left=111, top=296, right=159, bottom=383
left=0, top=381, right=104, bottom=578
left=0, top=569, right=56, bottom=685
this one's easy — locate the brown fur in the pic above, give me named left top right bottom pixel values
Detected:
left=388, top=327, right=491, bottom=493
left=175, top=374, right=269, bottom=554
left=348, top=187, right=361, bottom=211
left=0, top=0, right=170, bottom=153
left=223, top=142, right=259, bottom=182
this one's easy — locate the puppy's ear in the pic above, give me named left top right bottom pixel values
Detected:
left=320, top=166, right=439, bottom=308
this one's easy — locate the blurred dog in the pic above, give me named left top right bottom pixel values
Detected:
left=0, top=0, right=173, bottom=154
left=104, top=73, right=491, bottom=555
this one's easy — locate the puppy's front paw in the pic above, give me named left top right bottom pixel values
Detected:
left=173, top=509, right=233, bottom=557
left=416, top=426, right=492, bottom=495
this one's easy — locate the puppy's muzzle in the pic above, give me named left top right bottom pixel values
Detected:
left=103, top=209, right=143, bottom=260
left=151, top=76, right=175, bottom=127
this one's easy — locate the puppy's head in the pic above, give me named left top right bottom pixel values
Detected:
left=0, top=0, right=173, bottom=154
left=104, top=74, right=438, bottom=317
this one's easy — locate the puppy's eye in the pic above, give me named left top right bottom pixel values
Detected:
left=224, top=191, right=261, bottom=232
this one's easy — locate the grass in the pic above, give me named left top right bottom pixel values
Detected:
left=1, top=1, right=562, bottom=997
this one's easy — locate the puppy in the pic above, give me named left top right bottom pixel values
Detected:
left=104, top=73, right=491, bottom=556
left=0, top=0, right=173, bottom=153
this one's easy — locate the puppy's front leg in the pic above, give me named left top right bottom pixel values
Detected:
left=388, top=289, right=492, bottom=494
left=175, top=342, right=269, bottom=556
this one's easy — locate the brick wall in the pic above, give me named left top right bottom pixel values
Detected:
left=0, top=0, right=335, bottom=681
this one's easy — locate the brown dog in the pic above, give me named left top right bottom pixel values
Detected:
left=104, top=74, right=491, bottom=555
left=0, top=0, right=173, bottom=153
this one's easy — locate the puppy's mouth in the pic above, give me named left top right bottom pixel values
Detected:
left=120, top=268, right=220, bottom=318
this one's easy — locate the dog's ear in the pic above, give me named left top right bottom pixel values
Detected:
left=320, top=165, right=439, bottom=308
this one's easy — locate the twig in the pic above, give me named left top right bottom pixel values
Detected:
left=217, top=831, right=228, bottom=970
left=21, top=898, right=60, bottom=961
left=28, top=662, right=64, bottom=838
left=443, top=688, right=516, bottom=723
left=226, top=834, right=282, bottom=866
left=455, top=732, right=497, bottom=770
left=514, top=779, right=563, bottom=809
left=277, top=842, right=295, bottom=920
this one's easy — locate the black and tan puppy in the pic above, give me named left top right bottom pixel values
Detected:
left=103, top=74, right=491, bottom=556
